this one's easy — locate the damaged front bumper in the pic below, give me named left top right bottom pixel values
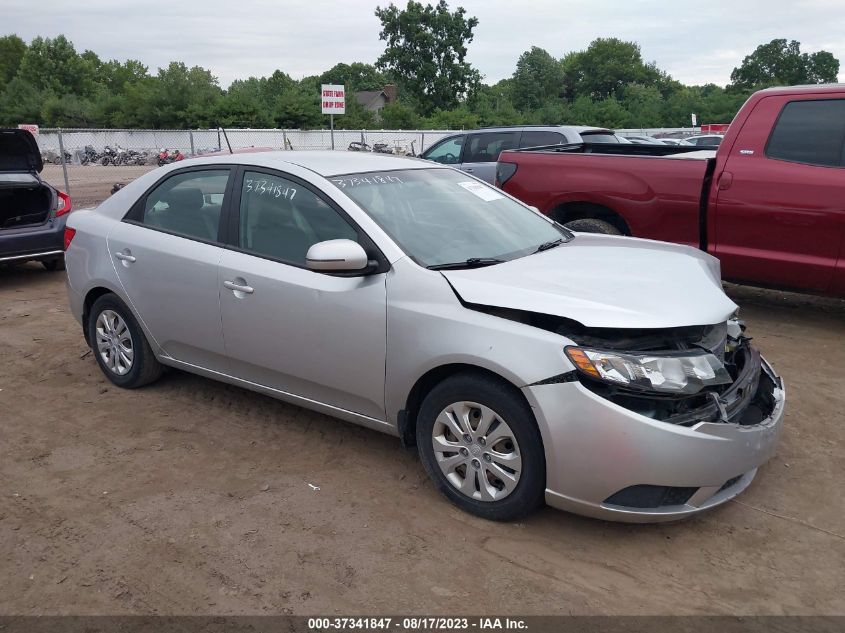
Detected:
left=523, top=353, right=785, bottom=522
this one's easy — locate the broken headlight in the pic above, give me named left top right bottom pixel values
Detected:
left=565, top=346, right=732, bottom=395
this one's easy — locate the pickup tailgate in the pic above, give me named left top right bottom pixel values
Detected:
left=498, top=149, right=714, bottom=248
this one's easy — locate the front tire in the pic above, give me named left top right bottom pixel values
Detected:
left=87, top=293, right=163, bottom=389
left=416, top=373, right=545, bottom=521
left=563, top=218, right=621, bottom=235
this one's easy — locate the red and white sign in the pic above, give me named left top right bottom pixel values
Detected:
left=18, top=123, right=39, bottom=136
left=321, top=84, right=345, bottom=115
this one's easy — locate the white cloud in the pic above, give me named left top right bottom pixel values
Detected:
left=4, top=0, right=843, bottom=87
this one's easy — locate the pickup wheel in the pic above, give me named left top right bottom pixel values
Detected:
left=563, top=218, right=621, bottom=235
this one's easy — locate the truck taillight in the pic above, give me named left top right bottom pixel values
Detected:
left=495, top=162, right=518, bottom=187
left=63, top=227, right=76, bottom=251
left=56, top=191, right=72, bottom=217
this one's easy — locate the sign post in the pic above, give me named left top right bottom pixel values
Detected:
left=691, top=113, right=697, bottom=128
left=321, top=84, right=345, bottom=150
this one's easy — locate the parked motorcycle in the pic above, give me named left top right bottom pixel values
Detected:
left=79, top=145, right=100, bottom=165
left=157, top=148, right=185, bottom=166
left=100, top=146, right=118, bottom=166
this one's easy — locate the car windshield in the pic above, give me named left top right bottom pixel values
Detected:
left=331, top=168, right=571, bottom=268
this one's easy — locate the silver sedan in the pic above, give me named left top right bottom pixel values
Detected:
left=64, top=151, right=785, bottom=522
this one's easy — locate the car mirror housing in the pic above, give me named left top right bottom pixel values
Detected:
left=305, top=239, right=370, bottom=273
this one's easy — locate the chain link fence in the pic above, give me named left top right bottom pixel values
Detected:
left=34, top=128, right=455, bottom=207
left=33, top=126, right=701, bottom=207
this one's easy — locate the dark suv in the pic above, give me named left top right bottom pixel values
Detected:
left=419, top=125, right=619, bottom=183
left=1, top=129, right=71, bottom=270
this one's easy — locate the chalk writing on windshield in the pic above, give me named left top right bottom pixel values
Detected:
left=330, top=175, right=404, bottom=189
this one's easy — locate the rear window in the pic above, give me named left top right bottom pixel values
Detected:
left=580, top=132, right=619, bottom=144
left=766, top=99, right=845, bottom=167
left=520, top=131, right=566, bottom=148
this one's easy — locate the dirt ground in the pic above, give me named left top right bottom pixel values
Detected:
left=41, top=165, right=156, bottom=207
left=1, top=265, right=844, bottom=616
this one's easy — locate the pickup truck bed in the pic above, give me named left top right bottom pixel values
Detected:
left=498, top=143, right=715, bottom=248
left=497, top=85, right=845, bottom=297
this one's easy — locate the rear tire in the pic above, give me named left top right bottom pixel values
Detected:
left=87, top=293, right=163, bottom=389
left=416, top=372, right=545, bottom=521
left=563, top=218, right=621, bottom=235
left=42, top=258, right=65, bottom=271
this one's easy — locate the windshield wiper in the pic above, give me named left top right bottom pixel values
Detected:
left=533, top=238, right=565, bottom=253
left=427, top=257, right=505, bottom=271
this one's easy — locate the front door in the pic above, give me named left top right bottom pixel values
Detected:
left=713, top=96, right=845, bottom=292
left=108, top=167, right=232, bottom=372
left=218, top=168, right=387, bottom=421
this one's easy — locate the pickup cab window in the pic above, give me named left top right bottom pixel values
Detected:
left=766, top=99, right=845, bottom=167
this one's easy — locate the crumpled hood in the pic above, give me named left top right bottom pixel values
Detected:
left=441, top=233, right=737, bottom=329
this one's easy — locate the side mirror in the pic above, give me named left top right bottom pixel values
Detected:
left=306, top=239, right=370, bottom=273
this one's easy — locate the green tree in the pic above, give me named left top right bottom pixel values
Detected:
left=378, top=102, right=420, bottom=128
left=0, top=76, right=44, bottom=124
left=563, top=38, right=663, bottom=100
left=621, top=83, right=664, bottom=128
left=18, top=35, right=97, bottom=96
left=319, top=62, right=386, bottom=93
left=511, top=47, right=565, bottom=112
left=466, top=80, right=523, bottom=126
left=41, top=93, right=97, bottom=127
left=423, top=106, right=478, bottom=129
left=730, top=39, right=839, bottom=89
left=375, top=0, right=480, bottom=115
left=0, top=34, right=26, bottom=90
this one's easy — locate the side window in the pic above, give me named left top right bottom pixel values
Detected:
left=141, top=170, right=229, bottom=241
left=463, top=132, right=519, bottom=163
left=239, top=171, right=358, bottom=265
left=766, top=99, right=845, bottom=167
left=423, top=136, right=464, bottom=165
left=520, top=131, right=566, bottom=148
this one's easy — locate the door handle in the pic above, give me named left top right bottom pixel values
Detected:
left=718, top=171, right=733, bottom=191
left=464, top=167, right=474, bottom=172
left=223, top=280, right=254, bottom=294
left=113, top=251, right=136, bottom=263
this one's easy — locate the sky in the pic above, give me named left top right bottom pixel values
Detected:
left=4, top=0, right=844, bottom=89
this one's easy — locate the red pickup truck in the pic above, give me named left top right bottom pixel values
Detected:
left=497, top=85, right=845, bottom=297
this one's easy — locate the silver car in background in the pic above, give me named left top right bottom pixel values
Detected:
left=420, top=125, right=620, bottom=183
left=64, top=152, right=785, bottom=522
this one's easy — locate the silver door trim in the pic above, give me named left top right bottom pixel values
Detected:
left=158, top=355, right=397, bottom=436
left=0, top=249, right=63, bottom=262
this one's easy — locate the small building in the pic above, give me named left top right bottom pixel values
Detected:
left=354, top=84, right=398, bottom=119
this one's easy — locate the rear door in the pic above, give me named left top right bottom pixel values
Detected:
left=712, top=96, right=845, bottom=292
left=108, top=167, right=233, bottom=372
left=460, top=131, right=519, bottom=183
left=218, top=167, right=387, bottom=421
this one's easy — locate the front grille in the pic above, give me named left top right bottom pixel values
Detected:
left=604, top=484, right=698, bottom=509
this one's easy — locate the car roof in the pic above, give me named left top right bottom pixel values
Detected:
left=171, top=150, right=436, bottom=177
left=476, top=125, right=611, bottom=134
left=756, top=83, right=845, bottom=97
